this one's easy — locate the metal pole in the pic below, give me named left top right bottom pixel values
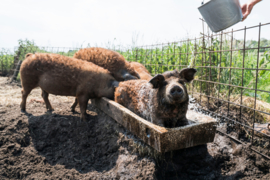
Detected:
left=251, top=23, right=261, bottom=145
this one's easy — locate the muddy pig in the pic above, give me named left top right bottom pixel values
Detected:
left=115, top=68, right=197, bottom=127
left=20, top=53, right=119, bottom=121
left=74, top=47, right=140, bottom=81
left=129, top=62, right=152, bottom=81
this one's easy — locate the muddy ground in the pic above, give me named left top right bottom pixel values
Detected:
left=0, top=77, right=269, bottom=180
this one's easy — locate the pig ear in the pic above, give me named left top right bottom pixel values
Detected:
left=149, top=74, right=165, bottom=88
left=179, top=68, right=197, bottom=82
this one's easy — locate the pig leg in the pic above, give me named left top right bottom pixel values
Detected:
left=77, top=95, right=89, bottom=121
left=71, top=98, right=78, bottom=112
left=20, top=88, right=32, bottom=111
left=41, top=89, right=54, bottom=111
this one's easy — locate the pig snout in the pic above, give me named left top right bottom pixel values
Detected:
left=170, top=85, right=183, bottom=97
left=166, top=83, right=186, bottom=103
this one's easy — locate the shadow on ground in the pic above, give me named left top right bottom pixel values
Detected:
left=27, top=105, right=120, bottom=174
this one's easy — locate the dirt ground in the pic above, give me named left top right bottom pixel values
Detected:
left=0, top=77, right=269, bottom=180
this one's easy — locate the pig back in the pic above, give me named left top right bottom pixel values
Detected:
left=74, top=47, right=140, bottom=81
left=115, top=80, right=148, bottom=112
left=115, top=79, right=155, bottom=121
left=20, top=53, right=115, bottom=97
left=129, top=62, right=152, bottom=81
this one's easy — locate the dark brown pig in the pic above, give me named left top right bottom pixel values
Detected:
left=74, top=47, right=140, bottom=81
left=20, top=53, right=118, bottom=121
left=129, top=62, right=152, bottom=81
left=115, top=68, right=197, bottom=128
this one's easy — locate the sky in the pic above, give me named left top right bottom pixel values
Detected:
left=0, top=0, right=270, bottom=48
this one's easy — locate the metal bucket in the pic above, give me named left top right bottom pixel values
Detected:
left=198, top=0, right=243, bottom=33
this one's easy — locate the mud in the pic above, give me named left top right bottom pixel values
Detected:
left=0, top=77, right=269, bottom=180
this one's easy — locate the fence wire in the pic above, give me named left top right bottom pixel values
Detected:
left=124, top=21, right=270, bottom=159
left=0, top=21, right=270, bottom=159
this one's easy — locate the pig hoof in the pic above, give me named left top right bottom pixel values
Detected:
left=71, top=108, right=80, bottom=114
left=21, top=109, right=26, bottom=113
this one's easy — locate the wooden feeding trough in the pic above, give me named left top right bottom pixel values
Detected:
left=92, top=97, right=217, bottom=153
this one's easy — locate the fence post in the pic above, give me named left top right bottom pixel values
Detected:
left=135, top=48, right=138, bottom=62
left=10, top=60, right=22, bottom=83
left=1, top=60, right=3, bottom=76
left=251, top=23, right=262, bottom=145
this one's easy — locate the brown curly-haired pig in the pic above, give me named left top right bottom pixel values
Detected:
left=129, top=62, right=152, bottom=81
left=20, top=53, right=118, bottom=121
left=74, top=47, right=140, bottom=81
left=115, top=68, right=197, bottom=128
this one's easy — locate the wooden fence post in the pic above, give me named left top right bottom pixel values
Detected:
left=10, top=60, right=22, bottom=83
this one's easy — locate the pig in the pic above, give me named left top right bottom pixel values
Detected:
left=73, top=47, right=140, bottom=81
left=129, top=62, right=152, bottom=81
left=20, top=53, right=119, bottom=121
left=115, top=68, right=197, bottom=128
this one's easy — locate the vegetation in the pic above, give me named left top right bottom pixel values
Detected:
left=120, top=37, right=270, bottom=104
left=0, top=48, right=14, bottom=76
left=0, top=38, right=270, bottom=104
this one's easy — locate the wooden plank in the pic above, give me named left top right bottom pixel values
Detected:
left=92, top=97, right=217, bottom=153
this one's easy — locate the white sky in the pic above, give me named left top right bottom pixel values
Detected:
left=0, top=0, right=269, bottom=48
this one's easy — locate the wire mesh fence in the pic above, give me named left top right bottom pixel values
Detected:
left=125, top=21, right=270, bottom=159
left=0, top=21, right=270, bottom=159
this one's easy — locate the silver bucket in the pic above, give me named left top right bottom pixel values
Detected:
left=198, top=0, right=243, bottom=33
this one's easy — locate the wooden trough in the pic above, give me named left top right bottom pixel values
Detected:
left=92, top=97, right=217, bottom=153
